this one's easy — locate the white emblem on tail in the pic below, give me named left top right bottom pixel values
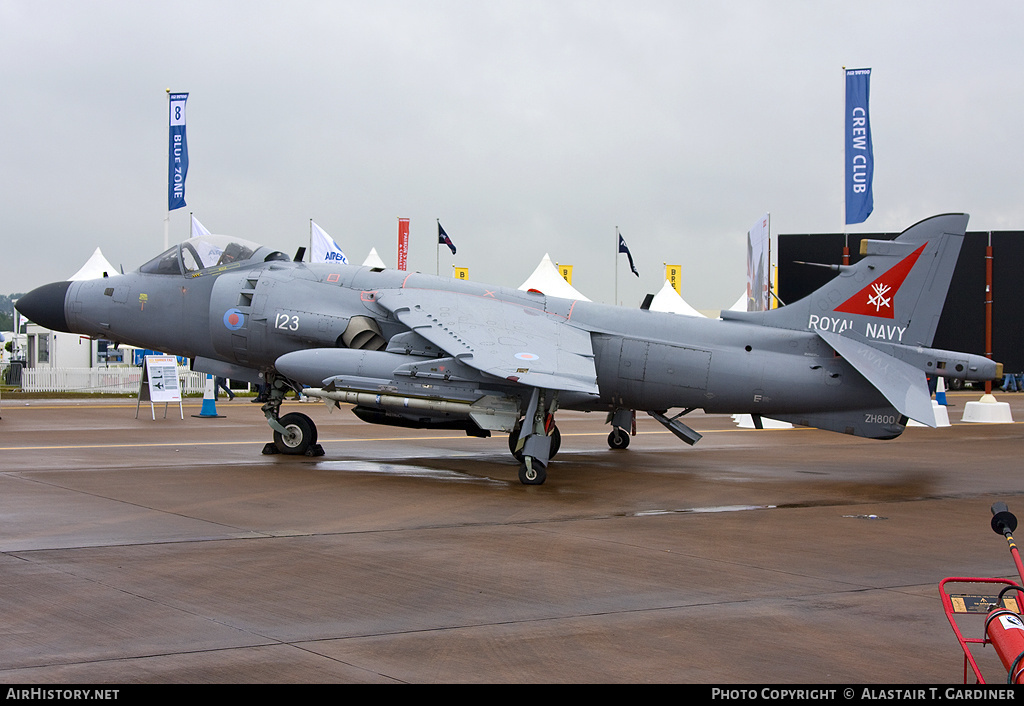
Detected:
left=866, top=283, right=892, bottom=313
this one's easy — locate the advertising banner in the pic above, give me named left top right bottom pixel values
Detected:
left=845, top=69, right=874, bottom=225
left=168, top=92, right=189, bottom=211
left=747, top=213, right=770, bottom=311
left=398, top=218, right=410, bottom=270
left=666, top=265, right=681, bottom=295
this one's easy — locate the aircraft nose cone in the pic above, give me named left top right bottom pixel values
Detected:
left=16, top=281, right=72, bottom=333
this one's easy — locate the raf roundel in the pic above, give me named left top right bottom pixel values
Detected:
left=223, top=308, right=245, bottom=331
left=514, top=352, right=540, bottom=361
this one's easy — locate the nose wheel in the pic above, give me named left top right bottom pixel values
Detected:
left=260, top=374, right=325, bottom=456
left=273, top=412, right=319, bottom=455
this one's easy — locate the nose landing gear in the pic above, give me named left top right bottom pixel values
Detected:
left=260, top=374, right=325, bottom=456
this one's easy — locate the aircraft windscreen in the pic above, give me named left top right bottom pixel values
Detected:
left=139, top=235, right=264, bottom=275
left=139, top=246, right=183, bottom=275
left=182, top=235, right=259, bottom=272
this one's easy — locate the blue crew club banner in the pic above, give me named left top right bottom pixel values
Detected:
left=168, top=92, right=189, bottom=211
left=845, top=69, right=873, bottom=225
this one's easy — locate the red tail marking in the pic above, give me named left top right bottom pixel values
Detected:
left=833, top=243, right=927, bottom=319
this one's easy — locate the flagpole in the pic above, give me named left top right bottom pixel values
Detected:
left=985, top=231, right=993, bottom=396
left=614, top=226, right=619, bottom=306
left=767, top=212, right=773, bottom=310
left=436, top=219, right=440, bottom=276
left=841, top=66, right=849, bottom=265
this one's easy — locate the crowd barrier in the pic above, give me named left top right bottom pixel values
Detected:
left=18, top=367, right=210, bottom=395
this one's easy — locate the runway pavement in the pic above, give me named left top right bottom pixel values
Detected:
left=1, top=391, right=1023, bottom=683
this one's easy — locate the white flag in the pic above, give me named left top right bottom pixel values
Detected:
left=191, top=215, right=211, bottom=238
left=311, top=222, right=348, bottom=263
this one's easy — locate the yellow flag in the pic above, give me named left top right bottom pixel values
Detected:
left=453, top=267, right=469, bottom=280
left=559, top=265, right=573, bottom=284
left=666, top=264, right=681, bottom=295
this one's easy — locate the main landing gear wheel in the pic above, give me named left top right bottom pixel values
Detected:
left=508, top=421, right=561, bottom=460
left=273, top=412, right=319, bottom=455
left=608, top=428, right=630, bottom=450
left=508, top=420, right=522, bottom=457
left=518, top=460, right=547, bottom=486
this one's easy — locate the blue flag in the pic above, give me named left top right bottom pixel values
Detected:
left=438, top=221, right=456, bottom=255
left=618, top=233, right=638, bottom=277
left=845, top=69, right=873, bottom=225
left=168, top=92, right=189, bottom=211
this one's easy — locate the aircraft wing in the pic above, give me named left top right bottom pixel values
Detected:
left=375, top=289, right=599, bottom=395
left=816, top=330, right=937, bottom=427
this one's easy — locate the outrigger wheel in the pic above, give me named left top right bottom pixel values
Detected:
left=607, top=427, right=630, bottom=449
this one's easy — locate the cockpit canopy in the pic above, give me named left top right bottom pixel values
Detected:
left=139, top=235, right=290, bottom=275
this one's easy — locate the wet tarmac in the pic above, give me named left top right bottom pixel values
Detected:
left=1, top=391, right=1023, bottom=683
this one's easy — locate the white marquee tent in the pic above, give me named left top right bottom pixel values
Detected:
left=518, top=254, right=590, bottom=301
left=648, top=280, right=705, bottom=317
left=362, top=247, right=387, bottom=269
left=69, top=248, right=119, bottom=281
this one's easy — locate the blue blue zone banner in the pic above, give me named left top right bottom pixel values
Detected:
left=845, top=69, right=873, bottom=224
left=168, top=93, right=189, bottom=211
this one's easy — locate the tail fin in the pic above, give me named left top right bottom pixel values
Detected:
left=722, top=214, right=1000, bottom=433
left=725, top=213, right=968, bottom=347
left=722, top=214, right=977, bottom=431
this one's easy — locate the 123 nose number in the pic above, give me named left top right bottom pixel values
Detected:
left=275, top=313, right=300, bottom=331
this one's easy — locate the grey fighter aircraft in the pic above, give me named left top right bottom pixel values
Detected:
left=16, top=213, right=1001, bottom=485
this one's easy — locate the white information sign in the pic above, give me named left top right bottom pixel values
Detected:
left=137, top=355, right=184, bottom=420
left=145, top=356, right=181, bottom=402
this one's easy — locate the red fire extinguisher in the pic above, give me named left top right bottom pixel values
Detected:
left=985, top=609, right=1024, bottom=682
left=985, top=504, right=1024, bottom=683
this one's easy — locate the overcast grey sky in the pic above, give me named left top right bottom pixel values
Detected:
left=3, top=1, right=1022, bottom=309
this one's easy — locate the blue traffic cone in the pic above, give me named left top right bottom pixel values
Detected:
left=192, top=374, right=225, bottom=418
left=936, top=376, right=948, bottom=406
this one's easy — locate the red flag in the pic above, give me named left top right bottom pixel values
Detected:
left=398, top=218, right=410, bottom=271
